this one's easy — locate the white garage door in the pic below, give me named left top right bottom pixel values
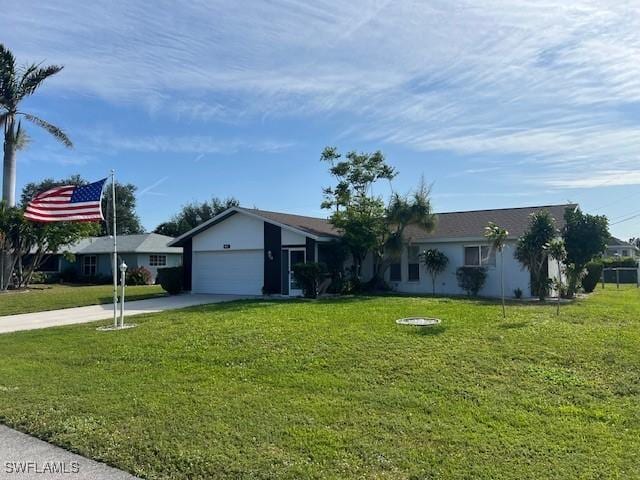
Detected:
left=192, top=250, right=263, bottom=295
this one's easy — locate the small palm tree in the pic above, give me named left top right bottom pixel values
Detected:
left=485, top=222, right=509, bottom=318
left=420, top=248, right=449, bottom=295
left=548, top=238, right=566, bottom=316
left=1, top=44, right=72, bottom=206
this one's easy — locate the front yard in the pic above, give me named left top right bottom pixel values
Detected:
left=0, top=287, right=638, bottom=479
left=0, top=284, right=165, bottom=316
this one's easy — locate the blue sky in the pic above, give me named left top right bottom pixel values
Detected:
left=3, top=1, right=640, bottom=239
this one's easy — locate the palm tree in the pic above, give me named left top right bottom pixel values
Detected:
left=420, top=248, right=449, bottom=295
left=548, top=238, right=566, bottom=316
left=485, top=222, right=509, bottom=318
left=1, top=44, right=72, bottom=206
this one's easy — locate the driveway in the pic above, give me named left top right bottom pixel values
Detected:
left=0, top=425, right=139, bottom=479
left=0, top=294, right=252, bottom=334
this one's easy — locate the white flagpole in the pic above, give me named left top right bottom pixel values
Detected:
left=111, top=170, right=118, bottom=329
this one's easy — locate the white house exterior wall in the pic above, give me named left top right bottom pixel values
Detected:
left=193, top=213, right=264, bottom=252
left=281, top=228, right=306, bottom=246
left=376, top=240, right=531, bottom=298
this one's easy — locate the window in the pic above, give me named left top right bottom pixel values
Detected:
left=389, top=262, right=401, bottom=282
left=83, top=255, right=97, bottom=276
left=149, top=255, right=167, bottom=267
left=622, top=250, right=629, bottom=257
left=408, top=246, right=420, bottom=281
left=464, top=246, right=495, bottom=267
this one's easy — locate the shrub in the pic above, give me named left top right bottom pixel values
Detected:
left=582, top=262, right=603, bottom=293
left=292, top=262, right=327, bottom=298
left=60, top=267, right=79, bottom=283
left=126, top=266, right=152, bottom=285
left=29, top=272, right=47, bottom=284
left=513, top=288, right=523, bottom=299
left=157, top=266, right=183, bottom=295
left=456, top=266, right=487, bottom=296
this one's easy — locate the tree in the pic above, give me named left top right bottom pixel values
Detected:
left=548, top=238, right=566, bottom=316
left=155, top=197, right=239, bottom=237
left=514, top=210, right=557, bottom=301
left=629, top=237, right=640, bottom=249
left=562, top=206, right=609, bottom=296
left=1, top=44, right=71, bottom=206
left=420, top=248, right=449, bottom=295
left=101, top=182, right=144, bottom=235
left=485, top=222, right=509, bottom=318
left=320, top=147, right=436, bottom=287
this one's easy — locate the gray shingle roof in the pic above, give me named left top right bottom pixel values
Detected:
left=405, top=204, right=575, bottom=241
left=246, top=204, right=574, bottom=242
left=239, top=208, right=340, bottom=237
left=607, top=237, right=634, bottom=247
left=171, top=204, right=576, bottom=246
left=63, top=234, right=182, bottom=254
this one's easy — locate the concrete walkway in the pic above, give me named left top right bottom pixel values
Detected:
left=0, top=294, right=250, bottom=334
left=0, top=425, right=138, bottom=479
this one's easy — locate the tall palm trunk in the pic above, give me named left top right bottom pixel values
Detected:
left=500, top=250, right=505, bottom=318
left=1, top=118, right=16, bottom=290
left=2, top=117, right=17, bottom=207
left=556, top=259, right=562, bottom=316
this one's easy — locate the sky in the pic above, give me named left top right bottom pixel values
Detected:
left=2, top=0, right=640, bottom=239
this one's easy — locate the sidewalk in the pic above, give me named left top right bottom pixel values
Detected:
left=0, top=425, right=138, bottom=479
left=0, top=294, right=251, bottom=334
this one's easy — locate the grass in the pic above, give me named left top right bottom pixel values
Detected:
left=0, top=286, right=638, bottom=479
left=0, top=284, right=165, bottom=316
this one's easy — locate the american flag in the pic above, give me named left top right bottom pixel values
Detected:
left=24, top=178, right=107, bottom=223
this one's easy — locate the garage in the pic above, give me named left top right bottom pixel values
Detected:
left=192, top=250, right=263, bottom=295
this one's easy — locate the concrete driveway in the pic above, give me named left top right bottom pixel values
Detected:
left=0, top=294, right=252, bottom=334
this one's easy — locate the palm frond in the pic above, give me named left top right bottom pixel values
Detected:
left=0, top=44, right=18, bottom=109
left=19, top=64, right=64, bottom=97
left=15, top=121, right=30, bottom=151
left=21, top=113, right=73, bottom=147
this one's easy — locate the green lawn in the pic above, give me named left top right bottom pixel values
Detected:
left=0, top=284, right=165, bottom=316
left=0, top=287, right=638, bottom=479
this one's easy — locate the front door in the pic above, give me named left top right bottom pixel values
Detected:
left=288, top=249, right=306, bottom=296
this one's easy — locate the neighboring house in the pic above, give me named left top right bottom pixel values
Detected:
left=35, top=233, right=182, bottom=282
left=170, top=204, right=573, bottom=298
left=604, top=237, right=639, bottom=258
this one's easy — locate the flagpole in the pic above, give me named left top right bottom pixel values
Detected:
left=111, top=170, right=118, bottom=329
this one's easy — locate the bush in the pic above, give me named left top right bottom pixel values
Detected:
left=292, top=262, right=327, bottom=298
left=157, top=266, right=183, bottom=295
left=60, top=267, right=79, bottom=283
left=456, top=266, right=487, bottom=296
left=513, top=288, right=523, bottom=299
left=126, top=266, right=152, bottom=285
left=582, top=261, right=603, bottom=293
left=29, top=271, right=47, bottom=284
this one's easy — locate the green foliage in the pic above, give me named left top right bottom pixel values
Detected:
left=456, top=266, right=487, bottom=296
left=515, top=210, right=557, bottom=300
left=291, top=262, right=327, bottom=298
left=320, top=147, right=436, bottom=285
left=600, top=256, right=638, bottom=268
left=155, top=197, right=239, bottom=237
left=420, top=248, right=449, bottom=294
left=582, top=262, right=603, bottom=293
left=126, top=266, right=152, bottom=286
left=101, top=182, right=144, bottom=235
left=157, top=266, right=183, bottom=295
left=562, top=207, right=609, bottom=295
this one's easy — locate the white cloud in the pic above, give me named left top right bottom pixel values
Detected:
left=4, top=0, right=640, bottom=181
left=544, top=170, right=640, bottom=189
